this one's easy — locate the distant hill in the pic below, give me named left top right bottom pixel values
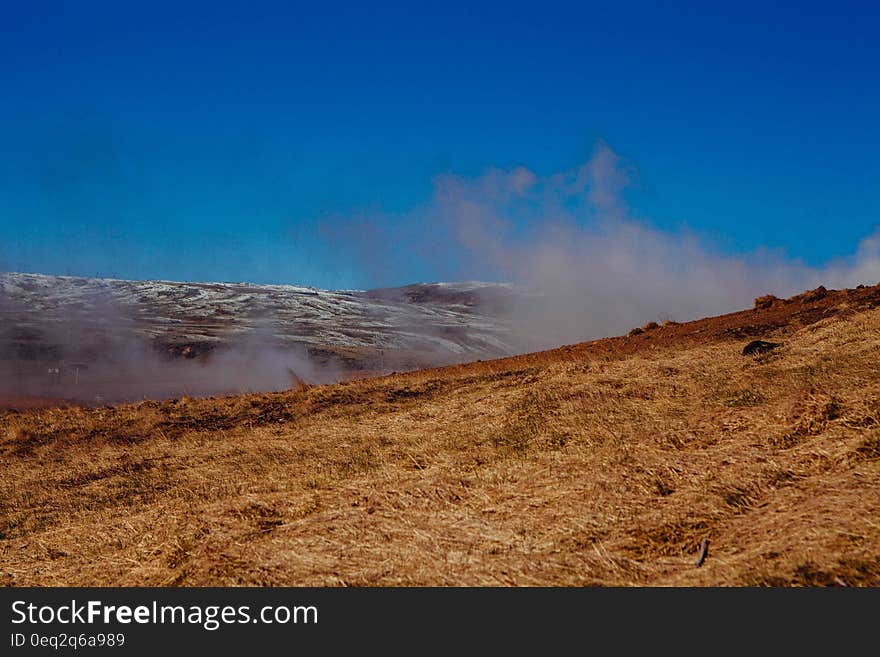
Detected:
left=0, top=273, right=525, bottom=402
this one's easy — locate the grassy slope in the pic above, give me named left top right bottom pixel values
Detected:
left=2, top=287, right=879, bottom=586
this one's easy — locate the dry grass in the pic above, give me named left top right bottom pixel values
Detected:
left=2, top=297, right=880, bottom=586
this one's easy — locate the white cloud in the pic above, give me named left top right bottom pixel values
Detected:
left=415, top=141, right=880, bottom=348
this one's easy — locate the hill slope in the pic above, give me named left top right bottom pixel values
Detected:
left=1, top=284, right=879, bottom=586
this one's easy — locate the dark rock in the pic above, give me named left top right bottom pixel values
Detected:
left=742, top=340, right=781, bottom=356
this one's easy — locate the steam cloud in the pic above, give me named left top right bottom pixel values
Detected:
left=327, top=141, right=880, bottom=350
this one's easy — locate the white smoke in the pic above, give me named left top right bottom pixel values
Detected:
left=375, top=141, right=880, bottom=349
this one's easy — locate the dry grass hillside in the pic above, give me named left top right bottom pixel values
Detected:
left=2, top=284, right=879, bottom=586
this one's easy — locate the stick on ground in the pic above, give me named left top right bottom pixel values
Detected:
left=695, top=538, right=710, bottom=567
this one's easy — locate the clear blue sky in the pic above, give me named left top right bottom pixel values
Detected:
left=1, top=1, right=878, bottom=288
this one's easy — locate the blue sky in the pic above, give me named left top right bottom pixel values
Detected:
left=1, top=1, right=878, bottom=289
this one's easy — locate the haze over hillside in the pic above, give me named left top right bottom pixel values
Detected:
left=0, top=272, right=528, bottom=403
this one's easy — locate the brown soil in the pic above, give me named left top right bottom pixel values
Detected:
left=0, top=396, right=82, bottom=411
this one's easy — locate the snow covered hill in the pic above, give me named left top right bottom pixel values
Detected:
left=0, top=273, right=525, bottom=401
